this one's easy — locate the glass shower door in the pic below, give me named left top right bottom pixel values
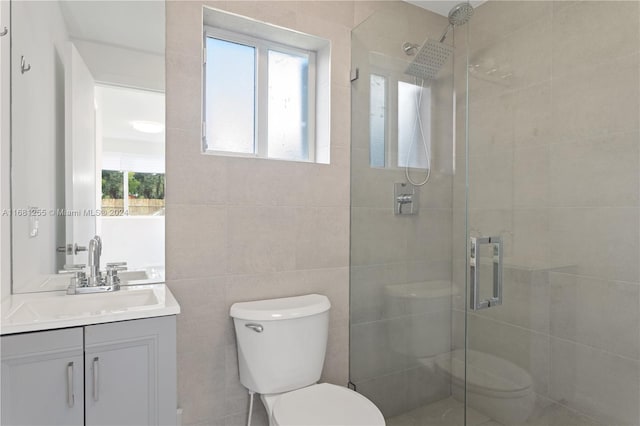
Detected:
left=462, top=2, right=640, bottom=426
left=350, top=3, right=462, bottom=425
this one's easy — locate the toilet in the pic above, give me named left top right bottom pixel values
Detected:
left=384, top=281, right=535, bottom=425
left=434, top=349, right=536, bottom=425
left=230, top=294, right=385, bottom=426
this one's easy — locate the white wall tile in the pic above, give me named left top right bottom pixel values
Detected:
left=552, top=1, right=640, bottom=78
left=294, top=207, right=350, bottom=269
left=549, top=132, right=639, bottom=207
left=549, top=272, right=640, bottom=359
left=548, top=207, right=639, bottom=283
left=166, top=128, right=228, bottom=205
left=350, top=207, right=408, bottom=266
left=551, top=54, right=639, bottom=143
left=350, top=319, right=409, bottom=382
left=165, top=204, right=227, bottom=280
left=165, top=51, right=202, bottom=133
left=166, top=2, right=355, bottom=424
left=550, top=337, right=640, bottom=425
left=226, top=206, right=297, bottom=274
left=356, top=370, right=409, bottom=418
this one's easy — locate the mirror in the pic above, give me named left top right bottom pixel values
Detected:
left=10, top=1, right=165, bottom=293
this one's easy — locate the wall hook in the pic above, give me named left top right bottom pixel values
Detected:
left=20, top=56, right=31, bottom=74
left=0, top=27, right=8, bottom=37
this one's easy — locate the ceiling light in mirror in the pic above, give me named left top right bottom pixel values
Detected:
left=130, top=120, right=165, bottom=134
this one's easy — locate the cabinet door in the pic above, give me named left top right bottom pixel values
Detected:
left=84, top=316, right=176, bottom=426
left=1, top=328, right=84, bottom=426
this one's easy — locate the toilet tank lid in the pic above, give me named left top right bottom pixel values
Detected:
left=230, top=294, right=331, bottom=321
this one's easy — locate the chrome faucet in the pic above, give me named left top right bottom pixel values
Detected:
left=62, top=235, right=127, bottom=295
left=87, top=235, right=102, bottom=286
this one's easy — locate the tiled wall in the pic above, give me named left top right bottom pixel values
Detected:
left=166, top=1, right=640, bottom=425
left=349, top=2, right=455, bottom=417
left=453, top=2, right=640, bottom=425
left=165, top=2, right=385, bottom=425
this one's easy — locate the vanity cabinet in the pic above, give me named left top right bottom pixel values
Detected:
left=84, top=316, right=177, bottom=426
left=1, top=316, right=176, bottom=426
left=1, top=328, right=85, bottom=426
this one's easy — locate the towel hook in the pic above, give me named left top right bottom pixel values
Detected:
left=0, top=27, right=8, bottom=37
left=20, top=56, right=31, bottom=74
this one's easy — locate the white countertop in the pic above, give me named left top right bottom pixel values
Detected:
left=1, top=283, right=180, bottom=335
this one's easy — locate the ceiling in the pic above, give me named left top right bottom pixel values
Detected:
left=405, top=1, right=486, bottom=17
left=58, top=1, right=165, bottom=55
left=97, top=85, right=165, bottom=145
left=58, top=1, right=479, bottom=53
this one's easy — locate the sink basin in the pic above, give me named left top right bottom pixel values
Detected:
left=1, top=284, right=180, bottom=335
left=8, top=288, right=159, bottom=320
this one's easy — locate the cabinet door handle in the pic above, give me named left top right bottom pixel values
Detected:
left=66, top=362, right=74, bottom=408
left=93, top=357, right=99, bottom=401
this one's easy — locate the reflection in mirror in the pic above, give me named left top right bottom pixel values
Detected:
left=97, top=85, right=165, bottom=272
left=10, top=1, right=165, bottom=294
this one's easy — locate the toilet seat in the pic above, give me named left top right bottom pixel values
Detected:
left=272, top=383, right=385, bottom=426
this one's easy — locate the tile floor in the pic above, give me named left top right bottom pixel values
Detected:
left=386, top=397, right=603, bottom=426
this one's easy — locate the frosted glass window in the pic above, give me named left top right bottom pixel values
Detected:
left=398, top=81, right=430, bottom=169
left=205, top=37, right=255, bottom=154
left=369, top=74, right=386, bottom=168
left=267, top=50, right=309, bottom=161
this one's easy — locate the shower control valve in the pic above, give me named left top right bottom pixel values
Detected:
left=394, top=182, right=419, bottom=215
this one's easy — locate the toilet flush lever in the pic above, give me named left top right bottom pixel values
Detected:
left=245, top=323, right=264, bottom=333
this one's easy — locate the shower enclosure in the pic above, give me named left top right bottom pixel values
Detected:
left=349, top=2, right=640, bottom=425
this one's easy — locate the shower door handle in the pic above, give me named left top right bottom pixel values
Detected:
left=470, top=236, right=503, bottom=310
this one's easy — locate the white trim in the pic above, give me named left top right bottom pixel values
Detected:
left=122, top=171, right=129, bottom=213
left=256, top=43, right=268, bottom=158
left=306, top=51, right=317, bottom=162
left=369, top=72, right=388, bottom=169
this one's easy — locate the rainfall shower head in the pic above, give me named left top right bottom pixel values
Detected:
left=403, top=2, right=474, bottom=80
left=405, top=40, right=454, bottom=80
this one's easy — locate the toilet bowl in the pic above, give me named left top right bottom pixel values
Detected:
left=434, top=349, right=536, bottom=425
left=263, top=383, right=384, bottom=426
left=230, top=294, right=385, bottom=426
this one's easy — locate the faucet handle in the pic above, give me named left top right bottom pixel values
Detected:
left=104, top=262, right=125, bottom=289
left=106, top=262, right=127, bottom=273
left=59, top=264, right=86, bottom=274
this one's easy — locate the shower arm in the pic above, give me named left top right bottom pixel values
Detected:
left=439, top=24, right=453, bottom=43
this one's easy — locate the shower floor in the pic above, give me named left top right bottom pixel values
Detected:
left=385, top=396, right=603, bottom=426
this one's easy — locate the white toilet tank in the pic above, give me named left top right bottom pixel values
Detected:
left=230, top=294, right=331, bottom=395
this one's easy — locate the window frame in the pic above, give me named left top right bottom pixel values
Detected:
left=369, top=72, right=388, bottom=169
left=202, top=26, right=317, bottom=162
left=368, top=67, right=431, bottom=170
